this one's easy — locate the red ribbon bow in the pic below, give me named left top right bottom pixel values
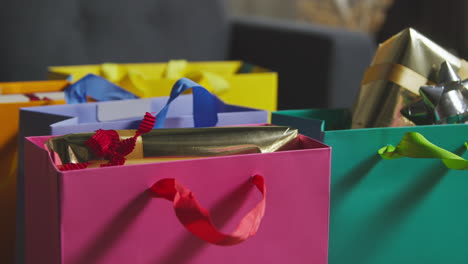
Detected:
left=60, top=112, right=156, bottom=170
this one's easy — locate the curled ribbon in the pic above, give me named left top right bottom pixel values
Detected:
left=60, top=112, right=156, bottom=170
left=379, top=132, right=468, bottom=170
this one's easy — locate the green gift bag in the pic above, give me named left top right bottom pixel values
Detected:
left=272, top=110, right=468, bottom=264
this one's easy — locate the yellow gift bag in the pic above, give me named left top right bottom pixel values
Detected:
left=48, top=60, right=278, bottom=111
left=0, top=80, right=68, bottom=263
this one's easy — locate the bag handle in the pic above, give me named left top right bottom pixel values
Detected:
left=65, top=74, right=138, bottom=103
left=164, top=60, right=230, bottom=95
left=154, top=78, right=218, bottom=128
left=149, top=175, right=266, bottom=246
left=378, top=132, right=468, bottom=170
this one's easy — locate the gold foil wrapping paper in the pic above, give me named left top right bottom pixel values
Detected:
left=47, top=126, right=298, bottom=168
left=352, top=28, right=468, bottom=128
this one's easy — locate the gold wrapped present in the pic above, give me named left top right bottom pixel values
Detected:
left=352, top=28, right=468, bottom=128
left=47, top=126, right=298, bottom=169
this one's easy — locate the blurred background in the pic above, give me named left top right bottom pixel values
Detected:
left=229, top=0, right=468, bottom=57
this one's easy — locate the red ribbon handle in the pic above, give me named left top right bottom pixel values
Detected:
left=149, top=175, right=266, bottom=246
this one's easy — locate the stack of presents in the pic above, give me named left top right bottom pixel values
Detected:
left=1, top=28, right=467, bottom=264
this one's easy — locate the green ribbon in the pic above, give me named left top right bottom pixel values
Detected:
left=378, top=132, right=468, bottom=170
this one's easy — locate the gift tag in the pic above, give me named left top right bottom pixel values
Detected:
left=97, top=98, right=152, bottom=122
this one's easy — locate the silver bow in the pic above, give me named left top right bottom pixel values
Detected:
left=401, top=61, right=468, bottom=124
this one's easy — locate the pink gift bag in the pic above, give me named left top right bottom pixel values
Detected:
left=24, top=133, right=330, bottom=264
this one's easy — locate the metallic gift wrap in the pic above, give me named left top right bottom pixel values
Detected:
left=47, top=126, right=298, bottom=168
left=352, top=28, right=468, bottom=128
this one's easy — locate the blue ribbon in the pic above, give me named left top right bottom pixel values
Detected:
left=65, top=74, right=138, bottom=104
left=154, top=78, right=219, bottom=128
